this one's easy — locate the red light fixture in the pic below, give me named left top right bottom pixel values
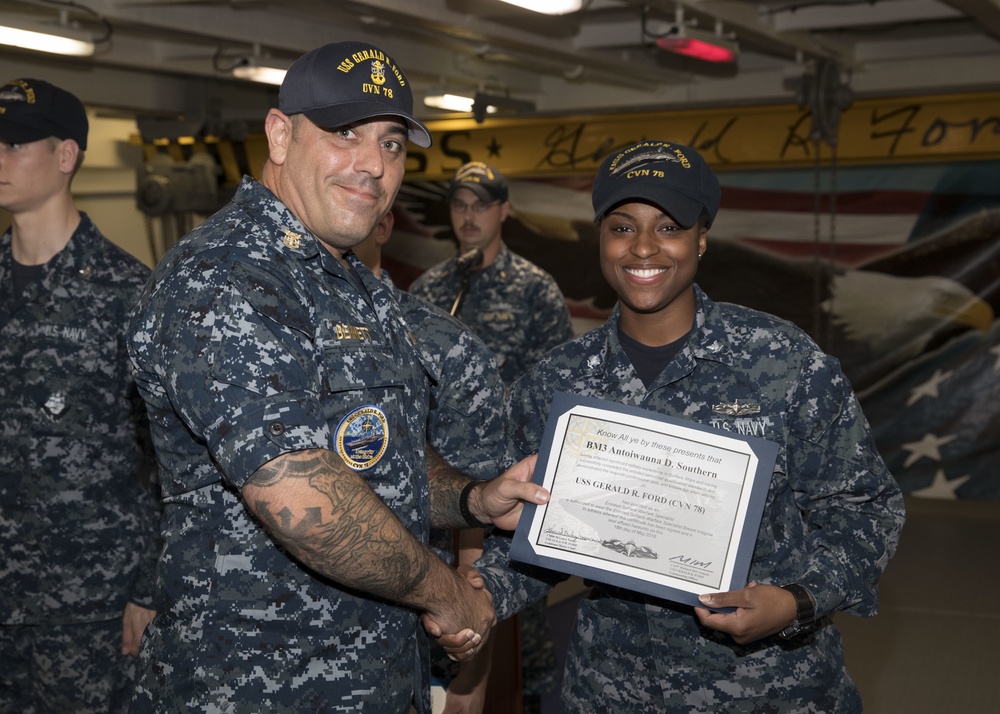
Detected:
left=649, top=8, right=738, bottom=66
left=656, top=35, right=736, bottom=64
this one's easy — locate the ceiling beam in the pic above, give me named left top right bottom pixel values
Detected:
left=941, top=0, right=1000, bottom=38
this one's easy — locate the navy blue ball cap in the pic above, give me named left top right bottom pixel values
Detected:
left=448, top=161, right=509, bottom=203
left=279, top=41, right=431, bottom=148
left=592, top=140, right=719, bottom=228
left=0, top=78, right=88, bottom=150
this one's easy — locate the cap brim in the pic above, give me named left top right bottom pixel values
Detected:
left=302, top=102, right=432, bottom=148
left=593, top=184, right=707, bottom=228
left=0, top=122, right=52, bottom=145
left=448, top=182, right=495, bottom=203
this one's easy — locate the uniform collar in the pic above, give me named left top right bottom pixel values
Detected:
left=2, top=212, right=97, bottom=281
left=471, top=241, right=512, bottom=279
left=586, top=285, right=737, bottom=380
left=232, top=175, right=322, bottom=261
left=1, top=213, right=99, bottom=308
left=687, top=284, right=736, bottom=366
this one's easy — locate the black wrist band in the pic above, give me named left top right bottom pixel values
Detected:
left=779, top=583, right=816, bottom=639
left=459, top=480, right=490, bottom=528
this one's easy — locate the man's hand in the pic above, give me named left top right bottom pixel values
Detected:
left=121, top=602, right=156, bottom=657
left=423, top=565, right=491, bottom=661
left=694, top=581, right=798, bottom=644
left=421, top=578, right=495, bottom=661
left=432, top=626, right=487, bottom=662
left=468, top=454, right=548, bottom=531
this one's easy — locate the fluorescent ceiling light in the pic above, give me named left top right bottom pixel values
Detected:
left=232, top=64, right=287, bottom=86
left=0, top=18, right=95, bottom=57
left=424, top=94, right=476, bottom=112
left=497, top=0, right=583, bottom=16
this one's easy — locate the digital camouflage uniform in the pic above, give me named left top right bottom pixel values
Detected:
left=410, top=242, right=571, bottom=700
left=388, top=276, right=504, bottom=484
left=409, top=243, right=574, bottom=387
left=382, top=273, right=505, bottom=683
left=477, top=286, right=906, bottom=713
left=127, top=177, right=433, bottom=713
left=0, top=214, right=159, bottom=713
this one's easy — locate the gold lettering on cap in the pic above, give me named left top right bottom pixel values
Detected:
left=671, top=147, right=692, bottom=168
left=390, top=63, right=406, bottom=87
left=352, top=49, right=386, bottom=64
left=3, top=79, right=35, bottom=103
left=337, top=59, right=355, bottom=73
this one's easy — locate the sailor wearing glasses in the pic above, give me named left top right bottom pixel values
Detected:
left=410, top=161, right=574, bottom=388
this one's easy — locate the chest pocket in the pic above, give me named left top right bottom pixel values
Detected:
left=320, top=341, right=408, bottom=411
left=211, top=262, right=317, bottom=397
left=478, top=304, right=522, bottom=334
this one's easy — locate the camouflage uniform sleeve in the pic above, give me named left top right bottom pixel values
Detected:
left=126, top=380, right=162, bottom=608
left=127, top=490, right=161, bottom=608
left=475, top=371, right=566, bottom=620
left=407, top=269, right=438, bottom=305
left=132, top=257, right=331, bottom=487
left=786, top=350, right=905, bottom=619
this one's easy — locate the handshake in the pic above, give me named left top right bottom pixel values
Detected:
left=421, top=563, right=497, bottom=661
left=419, top=454, right=548, bottom=661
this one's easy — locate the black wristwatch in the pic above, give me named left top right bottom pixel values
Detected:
left=779, top=583, right=816, bottom=639
left=459, top=480, right=490, bottom=529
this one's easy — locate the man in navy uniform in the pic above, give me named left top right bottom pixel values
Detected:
left=127, top=41, right=547, bottom=713
left=410, top=161, right=574, bottom=386
left=0, top=78, right=159, bottom=713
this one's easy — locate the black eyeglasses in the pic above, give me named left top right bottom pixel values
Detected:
left=450, top=199, right=499, bottom=214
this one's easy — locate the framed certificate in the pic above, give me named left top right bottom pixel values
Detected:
left=510, top=392, right=777, bottom=610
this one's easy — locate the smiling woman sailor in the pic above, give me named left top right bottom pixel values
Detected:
left=457, top=139, right=907, bottom=713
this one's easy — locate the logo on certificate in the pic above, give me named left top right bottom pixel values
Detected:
left=336, top=405, right=389, bottom=470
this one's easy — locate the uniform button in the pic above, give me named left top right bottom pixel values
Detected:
left=79, top=266, right=92, bottom=278
left=268, top=422, right=285, bottom=436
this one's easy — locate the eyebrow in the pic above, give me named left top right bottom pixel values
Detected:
left=332, top=118, right=408, bottom=139
left=382, top=123, right=407, bottom=139
left=606, top=208, right=671, bottom=221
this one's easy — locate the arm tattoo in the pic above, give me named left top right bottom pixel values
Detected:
left=246, top=449, right=431, bottom=603
left=426, top=446, right=471, bottom=529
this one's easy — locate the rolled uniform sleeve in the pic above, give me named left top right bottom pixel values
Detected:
left=131, top=252, right=332, bottom=489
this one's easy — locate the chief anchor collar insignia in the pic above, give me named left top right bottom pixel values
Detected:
left=712, top=398, right=761, bottom=416
left=281, top=228, right=302, bottom=250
